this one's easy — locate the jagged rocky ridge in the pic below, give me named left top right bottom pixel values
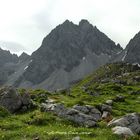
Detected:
left=0, top=49, right=30, bottom=86
left=12, top=20, right=122, bottom=90
left=1, top=20, right=140, bottom=91
left=0, top=48, right=18, bottom=84
left=114, top=31, right=140, bottom=64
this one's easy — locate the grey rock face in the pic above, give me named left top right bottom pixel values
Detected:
left=124, top=32, right=140, bottom=63
left=0, top=87, right=31, bottom=113
left=14, top=20, right=122, bottom=90
left=73, top=104, right=101, bottom=121
left=0, top=87, right=22, bottom=113
left=114, top=31, right=140, bottom=64
left=97, top=104, right=112, bottom=113
left=105, top=100, right=113, bottom=106
left=0, top=48, right=19, bottom=85
left=108, top=113, right=140, bottom=134
left=112, top=126, right=134, bottom=137
left=0, top=48, right=18, bottom=67
left=19, top=52, right=30, bottom=62
left=41, top=103, right=101, bottom=127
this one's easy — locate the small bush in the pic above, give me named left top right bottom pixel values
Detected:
left=29, top=110, right=47, bottom=125
left=0, top=106, right=10, bottom=118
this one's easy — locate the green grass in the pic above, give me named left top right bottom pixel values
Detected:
left=0, top=110, right=121, bottom=140
left=1, top=63, right=140, bottom=139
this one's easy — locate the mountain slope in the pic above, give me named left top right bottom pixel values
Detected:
left=1, top=62, right=140, bottom=140
left=0, top=48, right=19, bottom=84
left=114, top=31, right=140, bottom=63
left=14, top=20, right=122, bottom=90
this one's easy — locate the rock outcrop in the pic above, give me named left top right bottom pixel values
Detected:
left=0, top=87, right=32, bottom=113
left=0, top=48, right=19, bottom=85
left=41, top=103, right=102, bottom=127
left=108, top=113, right=140, bottom=136
left=112, top=126, right=134, bottom=137
left=114, top=31, right=140, bottom=64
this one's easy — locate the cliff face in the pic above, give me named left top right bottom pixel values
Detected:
left=0, top=48, right=19, bottom=84
left=123, top=32, right=140, bottom=63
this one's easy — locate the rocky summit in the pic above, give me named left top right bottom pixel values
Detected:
left=11, top=20, right=122, bottom=90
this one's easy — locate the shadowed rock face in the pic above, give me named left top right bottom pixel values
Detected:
left=19, top=52, right=30, bottom=62
left=0, top=87, right=32, bottom=113
left=114, top=31, right=140, bottom=63
left=0, top=48, right=18, bottom=67
left=0, top=48, right=19, bottom=84
left=13, top=20, right=122, bottom=90
left=124, top=32, right=140, bottom=63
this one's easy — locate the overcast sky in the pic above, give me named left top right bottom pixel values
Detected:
left=0, top=0, right=139, bottom=55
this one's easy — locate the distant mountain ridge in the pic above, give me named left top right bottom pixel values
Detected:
left=12, top=19, right=122, bottom=90
left=0, top=48, right=18, bottom=84
left=1, top=19, right=140, bottom=90
left=114, top=31, right=140, bottom=63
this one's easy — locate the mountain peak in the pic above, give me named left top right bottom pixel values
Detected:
left=62, top=20, right=74, bottom=26
left=19, top=52, right=30, bottom=62
left=79, top=19, right=90, bottom=25
left=79, top=19, right=93, bottom=31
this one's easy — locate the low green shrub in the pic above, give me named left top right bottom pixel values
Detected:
left=0, top=106, right=10, bottom=118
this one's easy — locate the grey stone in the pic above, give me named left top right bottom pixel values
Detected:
left=73, top=105, right=101, bottom=121
left=112, top=126, right=134, bottom=137
left=0, top=87, right=22, bottom=113
left=72, top=136, right=80, bottom=140
left=73, top=105, right=89, bottom=114
left=105, top=100, right=113, bottom=106
left=108, top=113, right=140, bottom=134
left=41, top=103, right=98, bottom=127
left=113, top=95, right=125, bottom=102
left=98, top=104, right=112, bottom=113
left=102, top=111, right=111, bottom=119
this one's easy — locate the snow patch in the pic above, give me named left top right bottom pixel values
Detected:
left=117, top=51, right=122, bottom=55
left=122, top=51, right=127, bottom=61
left=24, top=66, right=28, bottom=70
left=82, top=57, right=86, bottom=60
left=30, top=60, right=33, bottom=63
left=132, top=63, right=140, bottom=67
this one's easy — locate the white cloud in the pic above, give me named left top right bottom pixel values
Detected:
left=0, top=0, right=139, bottom=54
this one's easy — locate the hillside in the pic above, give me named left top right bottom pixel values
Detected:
left=0, top=62, right=140, bottom=140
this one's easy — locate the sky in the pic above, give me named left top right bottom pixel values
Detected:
left=0, top=0, right=139, bottom=55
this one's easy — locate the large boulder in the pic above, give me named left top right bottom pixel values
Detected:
left=0, top=86, right=32, bottom=113
left=0, top=87, right=22, bottom=113
left=108, top=113, right=140, bottom=134
left=112, top=126, right=134, bottom=137
left=21, top=92, right=31, bottom=106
